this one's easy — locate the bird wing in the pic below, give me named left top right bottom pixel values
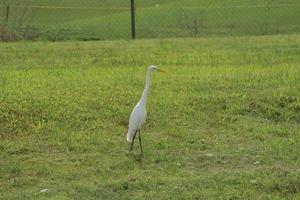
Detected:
left=126, top=103, right=146, bottom=142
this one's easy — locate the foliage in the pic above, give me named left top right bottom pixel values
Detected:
left=2, top=0, right=300, bottom=40
left=0, top=34, right=300, bottom=199
left=0, top=0, right=39, bottom=41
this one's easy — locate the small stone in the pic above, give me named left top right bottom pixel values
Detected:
left=206, top=153, right=214, bottom=157
left=40, top=189, right=50, bottom=193
left=128, top=176, right=138, bottom=182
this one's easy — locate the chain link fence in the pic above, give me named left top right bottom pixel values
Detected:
left=1, top=0, right=300, bottom=41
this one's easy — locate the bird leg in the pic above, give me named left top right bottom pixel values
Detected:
left=138, top=130, right=143, bottom=154
left=129, top=130, right=138, bottom=152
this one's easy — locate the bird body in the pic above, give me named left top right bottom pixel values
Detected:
left=126, top=100, right=147, bottom=142
left=126, top=65, right=165, bottom=153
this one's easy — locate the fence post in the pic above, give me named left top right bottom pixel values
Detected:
left=5, top=5, right=10, bottom=24
left=130, top=0, right=136, bottom=39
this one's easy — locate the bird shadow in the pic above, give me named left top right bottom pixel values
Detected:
left=126, top=151, right=143, bottom=162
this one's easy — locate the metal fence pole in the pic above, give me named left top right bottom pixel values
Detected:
left=130, top=0, right=136, bottom=39
left=5, top=5, right=10, bottom=24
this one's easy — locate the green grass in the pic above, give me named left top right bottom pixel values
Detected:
left=0, top=34, right=300, bottom=199
left=1, top=0, right=300, bottom=40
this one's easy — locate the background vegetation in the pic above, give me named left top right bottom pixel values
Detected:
left=1, top=0, right=300, bottom=199
left=0, top=34, right=300, bottom=199
left=0, top=0, right=300, bottom=40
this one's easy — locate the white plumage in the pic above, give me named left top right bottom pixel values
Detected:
left=126, top=101, right=147, bottom=142
left=126, top=64, right=165, bottom=153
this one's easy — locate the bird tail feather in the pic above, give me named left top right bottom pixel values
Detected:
left=126, top=129, right=136, bottom=142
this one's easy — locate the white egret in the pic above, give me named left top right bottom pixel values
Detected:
left=127, top=64, right=165, bottom=153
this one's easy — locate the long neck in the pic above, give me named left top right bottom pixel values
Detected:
left=139, top=70, right=151, bottom=107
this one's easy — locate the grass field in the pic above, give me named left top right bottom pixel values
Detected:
left=0, top=34, right=300, bottom=199
left=1, top=0, right=300, bottom=40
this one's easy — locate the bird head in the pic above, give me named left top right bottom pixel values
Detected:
left=149, top=64, right=166, bottom=73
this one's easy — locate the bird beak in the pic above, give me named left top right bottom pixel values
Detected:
left=157, top=68, right=166, bottom=73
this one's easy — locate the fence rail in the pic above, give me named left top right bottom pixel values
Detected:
left=0, top=0, right=300, bottom=41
